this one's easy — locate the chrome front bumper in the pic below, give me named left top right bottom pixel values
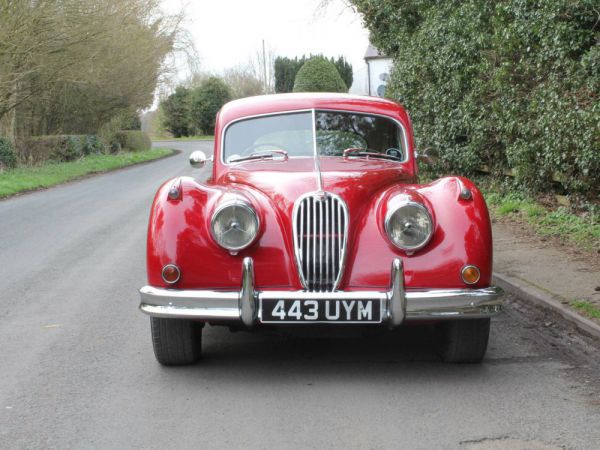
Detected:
left=139, top=258, right=503, bottom=326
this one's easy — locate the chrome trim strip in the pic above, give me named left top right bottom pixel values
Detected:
left=311, top=109, right=323, bottom=191
left=139, top=258, right=504, bottom=324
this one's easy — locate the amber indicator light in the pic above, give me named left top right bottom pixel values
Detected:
left=461, top=265, right=480, bottom=285
left=162, top=264, right=181, bottom=284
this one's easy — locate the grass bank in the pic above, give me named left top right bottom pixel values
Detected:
left=483, top=190, right=600, bottom=253
left=0, top=147, right=172, bottom=199
left=151, top=135, right=213, bottom=142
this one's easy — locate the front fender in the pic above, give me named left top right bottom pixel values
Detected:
left=345, top=176, right=493, bottom=289
left=146, top=177, right=300, bottom=289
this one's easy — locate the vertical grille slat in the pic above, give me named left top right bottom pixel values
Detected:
left=294, top=192, right=348, bottom=292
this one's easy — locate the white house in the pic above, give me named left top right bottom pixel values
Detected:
left=349, top=44, right=393, bottom=97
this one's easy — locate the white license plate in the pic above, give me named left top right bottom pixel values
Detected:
left=259, top=299, right=382, bottom=323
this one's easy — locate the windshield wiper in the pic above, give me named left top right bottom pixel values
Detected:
left=228, top=149, right=289, bottom=164
left=342, top=147, right=401, bottom=161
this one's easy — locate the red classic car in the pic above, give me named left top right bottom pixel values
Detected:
left=139, top=93, right=503, bottom=365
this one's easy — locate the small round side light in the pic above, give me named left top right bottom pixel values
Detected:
left=162, top=264, right=181, bottom=284
left=459, top=188, right=472, bottom=200
left=461, top=265, right=480, bottom=285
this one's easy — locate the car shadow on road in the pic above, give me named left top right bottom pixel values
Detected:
left=160, top=323, right=500, bottom=385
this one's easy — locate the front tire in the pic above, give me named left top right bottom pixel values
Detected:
left=150, top=317, right=203, bottom=366
left=435, top=318, right=490, bottom=363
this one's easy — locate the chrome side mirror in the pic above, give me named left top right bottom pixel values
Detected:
left=189, top=150, right=209, bottom=169
left=416, top=148, right=439, bottom=165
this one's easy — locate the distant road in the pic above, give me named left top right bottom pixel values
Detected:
left=0, top=140, right=599, bottom=449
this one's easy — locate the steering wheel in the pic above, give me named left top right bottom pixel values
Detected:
left=241, top=142, right=291, bottom=156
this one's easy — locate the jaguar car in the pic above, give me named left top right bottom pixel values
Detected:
left=139, top=93, right=503, bottom=365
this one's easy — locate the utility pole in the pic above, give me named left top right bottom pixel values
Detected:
left=262, top=39, right=268, bottom=94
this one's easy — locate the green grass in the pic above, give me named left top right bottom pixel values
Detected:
left=570, top=300, right=600, bottom=320
left=151, top=135, right=214, bottom=142
left=484, top=191, right=600, bottom=252
left=0, top=148, right=172, bottom=198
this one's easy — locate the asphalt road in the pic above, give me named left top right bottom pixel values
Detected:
left=1, top=141, right=599, bottom=449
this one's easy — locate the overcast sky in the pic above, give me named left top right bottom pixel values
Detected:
left=163, top=0, right=370, bottom=79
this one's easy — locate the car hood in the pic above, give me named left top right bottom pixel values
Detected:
left=217, top=158, right=416, bottom=215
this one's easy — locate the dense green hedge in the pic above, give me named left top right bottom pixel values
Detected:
left=293, top=57, right=348, bottom=93
left=111, top=131, right=151, bottom=153
left=19, top=135, right=105, bottom=164
left=351, top=0, right=599, bottom=195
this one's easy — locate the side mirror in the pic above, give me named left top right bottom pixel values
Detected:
left=416, top=148, right=439, bottom=165
left=189, top=151, right=209, bottom=169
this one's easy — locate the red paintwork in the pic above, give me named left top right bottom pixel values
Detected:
left=146, top=93, right=493, bottom=292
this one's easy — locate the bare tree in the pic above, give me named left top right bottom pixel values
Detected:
left=0, top=0, right=187, bottom=138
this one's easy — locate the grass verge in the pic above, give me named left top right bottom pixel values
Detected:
left=151, top=135, right=214, bottom=142
left=0, top=147, right=172, bottom=198
left=570, top=300, right=600, bottom=321
left=483, top=191, right=600, bottom=252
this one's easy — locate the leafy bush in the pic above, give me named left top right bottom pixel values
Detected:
left=115, top=109, right=142, bottom=131
left=111, top=131, right=151, bottom=152
left=351, top=0, right=600, bottom=196
left=293, top=57, right=348, bottom=93
left=190, top=77, right=231, bottom=135
left=0, top=136, right=17, bottom=170
left=160, top=86, right=193, bottom=137
left=18, top=134, right=106, bottom=163
left=275, top=55, right=353, bottom=93
left=20, top=135, right=84, bottom=163
left=82, top=135, right=105, bottom=155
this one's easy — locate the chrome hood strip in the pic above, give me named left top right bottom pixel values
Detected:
left=311, top=109, right=323, bottom=191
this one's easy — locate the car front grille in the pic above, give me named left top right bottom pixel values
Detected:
left=293, top=192, right=348, bottom=292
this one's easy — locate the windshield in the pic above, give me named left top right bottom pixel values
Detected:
left=223, top=110, right=404, bottom=163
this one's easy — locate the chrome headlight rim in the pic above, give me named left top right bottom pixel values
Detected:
left=384, top=201, right=434, bottom=252
left=210, top=199, right=260, bottom=252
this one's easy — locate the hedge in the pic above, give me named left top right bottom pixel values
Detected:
left=18, top=135, right=105, bottom=164
left=351, top=0, right=599, bottom=196
left=111, top=130, right=151, bottom=153
left=293, top=57, right=348, bottom=93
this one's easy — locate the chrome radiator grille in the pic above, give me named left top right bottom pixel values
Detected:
left=293, top=192, right=348, bottom=292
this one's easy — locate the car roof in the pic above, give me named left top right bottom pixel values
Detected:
left=217, top=93, right=410, bottom=127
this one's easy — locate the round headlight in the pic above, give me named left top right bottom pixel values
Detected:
left=211, top=201, right=259, bottom=251
left=385, top=202, right=433, bottom=251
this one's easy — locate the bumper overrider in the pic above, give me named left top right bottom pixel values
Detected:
left=139, top=258, right=503, bottom=326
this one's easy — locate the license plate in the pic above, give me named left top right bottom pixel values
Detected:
left=259, top=299, right=382, bottom=323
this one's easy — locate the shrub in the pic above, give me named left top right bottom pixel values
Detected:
left=20, top=135, right=84, bottom=163
left=18, top=134, right=106, bottom=164
left=116, top=109, right=142, bottom=131
left=351, top=0, right=600, bottom=196
left=293, top=57, right=348, bottom=93
left=161, top=86, right=193, bottom=137
left=275, top=55, right=353, bottom=93
left=82, top=135, right=105, bottom=155
left=190, top=77, right=231, bottom=135
left=111, top=131, right=151, bottom=152
left=0, top=136, right=17, bottom=170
